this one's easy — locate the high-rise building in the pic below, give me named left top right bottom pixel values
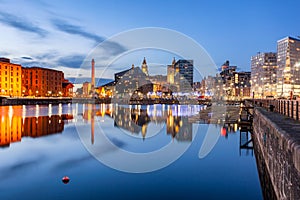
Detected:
left=168, top=59, right=193, bottom=92
left=175, top=59, right=194, bottom=92
left=0, top=58, right=22, bottom=97
left=276, top=36, right=300, bottom=97
left=251, top=52, right=277, bottom=98
left=22, top=67, right=64, bottom=97
left=141, top=57, right=149, bottom=76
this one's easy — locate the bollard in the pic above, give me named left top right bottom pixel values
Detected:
left=269, top=105, right=275, bottom=112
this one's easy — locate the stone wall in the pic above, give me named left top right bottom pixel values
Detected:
left=253, top=108, right=300, bottom=200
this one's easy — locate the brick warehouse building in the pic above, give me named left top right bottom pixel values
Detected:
left=22, top=67, right=64, bottom=97
left=0, top=58, right=22, bottom=97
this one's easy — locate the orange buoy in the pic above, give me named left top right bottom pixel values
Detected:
left=62, top=176, right=70, bottom=184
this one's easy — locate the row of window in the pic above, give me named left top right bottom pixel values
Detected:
left=0, top=66, right=20, bottom=70
left=0, top=84, right=20, bottom=88
left=0, top=71, right=20, bottom=76
left=0, top=77, right=20, bottom=82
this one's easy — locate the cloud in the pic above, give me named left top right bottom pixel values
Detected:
left=21, top=56, right=33, bottom=60
left=0, top=11, right=47, bottom=37
left=56, top=54, right=86, bottom=68
left=0, top=157, right=44, bottom=180
left=51, top=19, right=104, bottom=43
left=51, top=19, right=127, bottom=60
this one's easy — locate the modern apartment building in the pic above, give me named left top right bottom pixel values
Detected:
left=251, top=52, right=277, bottom=98
left=0, top=58, right=22, bottom=97
left=276, top=36, right=300, bottom=97
left=167, top=59, right=194, bottom=92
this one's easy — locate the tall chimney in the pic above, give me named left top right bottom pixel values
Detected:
left=91, top=59, right=95, bottom=96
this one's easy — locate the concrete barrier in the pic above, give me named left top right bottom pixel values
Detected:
left=253, top=108, right=300, bottom=200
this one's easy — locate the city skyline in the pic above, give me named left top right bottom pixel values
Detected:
left=1, top=0, right=300, bottom=80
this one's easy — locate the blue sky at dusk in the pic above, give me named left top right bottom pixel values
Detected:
left=0, top=0, right=300, bottom=80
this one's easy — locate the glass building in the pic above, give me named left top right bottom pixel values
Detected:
left=251, top=52, right=277, bottom=98
left=276, top=36, right=300, bottom=97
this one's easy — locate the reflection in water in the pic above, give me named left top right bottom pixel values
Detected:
left=0, top=106, right=73, bottom=147
left=82, top=104, right=197, bottom=142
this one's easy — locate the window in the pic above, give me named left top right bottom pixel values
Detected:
left=36, top=80, right=38, bottom=84
left=5, top=77, right=7, bottom=81
left=5, top=71, right=7, bottom=75
left=11, top=78, right=13, bottom=82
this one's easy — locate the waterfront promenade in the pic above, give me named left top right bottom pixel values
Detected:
left=246, top=99, right=300, bottom=200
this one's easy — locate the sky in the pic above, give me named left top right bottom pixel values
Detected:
left=0, top=0, right=300, bottom=81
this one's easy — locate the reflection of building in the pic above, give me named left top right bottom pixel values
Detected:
left=112, top=106, right=150, bottom=136
left=0, top=58, right=22, bottom=96
left=251, top=52, right=277, bottom=98
left=0, top=106, right=72, bottom=147
left=22, top=115, right=64, bottom=137
left=87, top=104, right=194, bottom=141
left=166, top=109, right=192, bottom=141
left=22, top=67, right=64, bottom=97
left=276, top=36, right=300, bottom=97
left=0, top=106, right=22, bottom=147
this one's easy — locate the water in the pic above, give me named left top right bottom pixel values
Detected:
left=0, top=104, right=263, bottom=199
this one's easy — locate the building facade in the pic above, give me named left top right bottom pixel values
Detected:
left=0, top=58, right=22, bottom=97
left=115, top=65, right=152, bottom=99
left=276, top=36, right=300, bottom=97
left=167, top=59, right=194, bottom=92
left=251, top=52, right=277, bottom=98
left=141, top=57, right=149, bottom=76
left=175, top=59, right=194, bottom=92
left=22, top=67, right=64, bottom=97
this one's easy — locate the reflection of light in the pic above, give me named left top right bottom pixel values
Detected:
left=234, top=124, right=238, bottom=132
left=221, top=127, right=227, bottom=136
left=35, top=105, right=39, bottom=118
left=109, top=104, right=113, bottom=117
left=58, top=103, right=62, bottom=116
left=8, top=106, right=13, bottom=125
left=22, top=105, right=26, bottom=124
left=146, top=105, right=150, bottom=115
left=48, top=104, right=52, bottom=117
